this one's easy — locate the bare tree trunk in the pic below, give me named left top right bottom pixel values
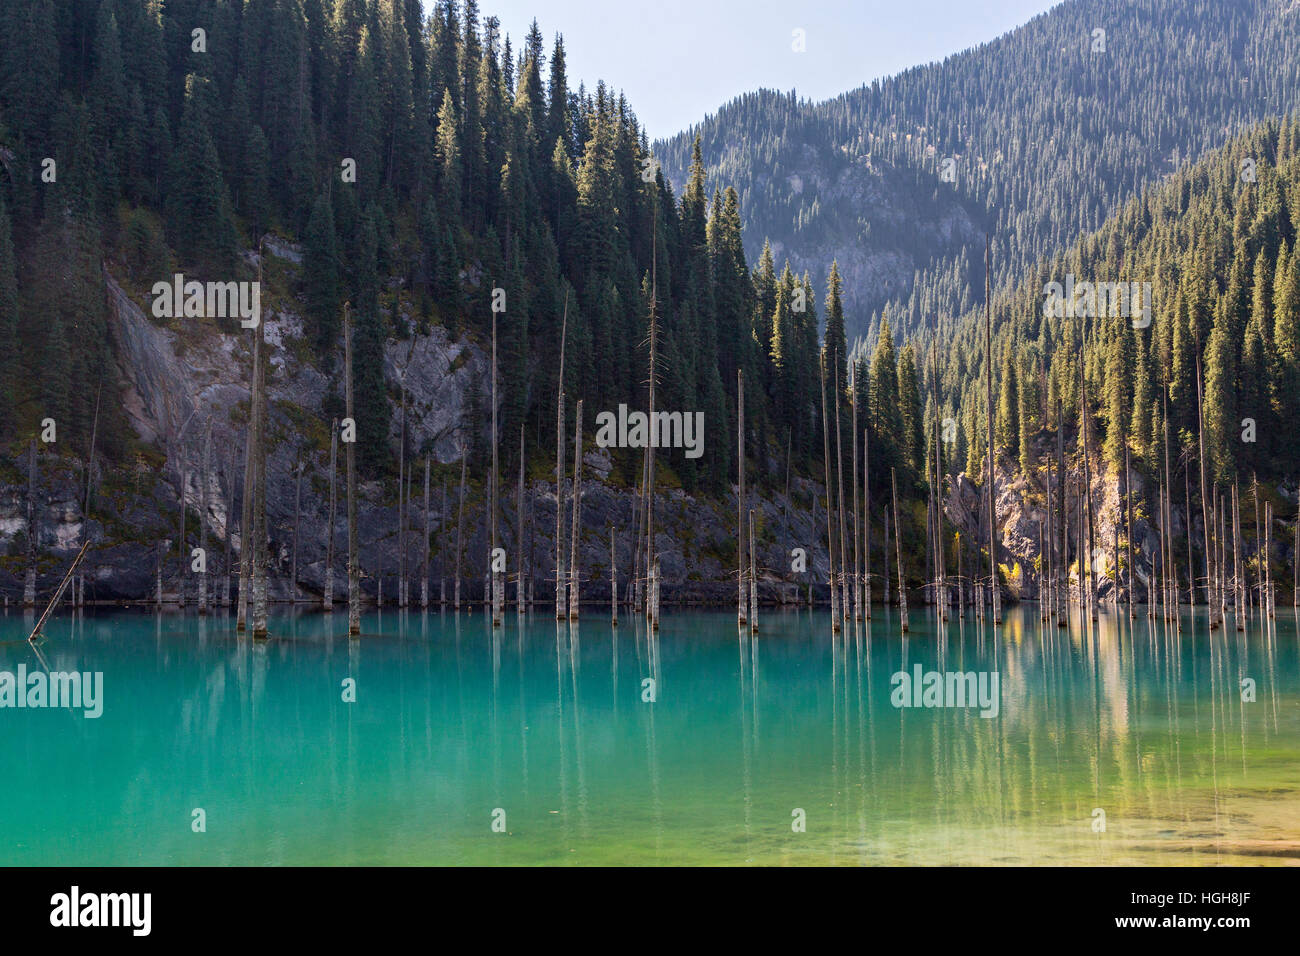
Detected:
left=1185, top=465, right=1195, bottom=611
left=79, top=381, right=102, bottom=608
left=1194, top=349, right=1218, bottom=628
left=222, top=447, right=235, bottom=607
left=455, top=445, right=467, bottom=611
left=569, top=399, right=583, bottom=621
left=1253, top=474, right=1261, bottom=620
left=883, top=507, right=891, bottom=609
left=819, top=353, right=839, bottom=630
left=237, top=385, right=254, bottom=630
left=645, top=242, right=659, bottom=631
left=834, top=366, right=849, bottom=624
left=1081, top=355, right=1098, bottom=622
left=748, top=508, right=758, bottom=633
left=199, top=422, right=211, bottom=614
left=490, top=315, right=501, bottom=626
left=893, top=467, right=908, bottom=632
left=516, top=428, right=524, bottom=611
left=398, top=383, right=407, bottom=609
left=23, top=439, right=37, bottom=607
left=1056, top=395, right=1067, bottom=627
left=984, top=236, right=1000, bottom=625
left=345, top=305, right=361, bottom=636
left=1265, top=501, right=1273, bottom=618
left=440, top=479, right=448, bottom=606
left=864, top=427, right=871, bottom=617
left=177, top=456, right=187, bottom=609
left=250, top=246, right=269, bottom=639
left=852, top=365, right=861, bottom=621
left=1124, top=443, right=1133, bottom=619
left=1046, top=455, right=1054, bottom=620
left=423, top=456, right=431, bottom=609
left=1234, top=482, right=1244, bottom=631
left=610, top=527, right=618, bottom=625
left=325, top=419, right=337, bottom=610
left=556, top=295, right=569, bottom=620
left=737, top=368, right=747, bottom=625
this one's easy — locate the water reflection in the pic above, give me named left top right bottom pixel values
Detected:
left=0, top=603, right=1295, bottom=865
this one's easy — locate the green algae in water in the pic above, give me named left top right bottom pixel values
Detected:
left=0, top=605, right=1296, bottom=866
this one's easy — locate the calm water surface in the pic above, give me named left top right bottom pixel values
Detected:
left=1, top=604, right=1297, bottom=865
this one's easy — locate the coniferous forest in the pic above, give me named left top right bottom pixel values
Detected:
left=0, top=0, right=1298, bottom=612
left=4, top=0, right=1300, bottom=883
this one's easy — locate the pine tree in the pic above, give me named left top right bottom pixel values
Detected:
left=1202, top=306, right=1238, bottom=485
left=824, top=260, right=847, bottom=395
left=353, top=211, right=392, bottom=475
left=303, top=192, right=341, bottom=359
left=996, top=350, right=1019, bottom=461
left=0, top=192, right=17, bottom=428
left=869, top=317, right=902, bottom=473
left=897, top=342, right=924, bottom=474
left=436, top=88, right=462, bottom=215
left=167, top=75, right=237, bottom=271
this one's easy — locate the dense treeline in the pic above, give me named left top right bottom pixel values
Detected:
left=934, top=115, right=1300, bottom=501
left=657, top=0, right=1300, bottom=348
left=0, top=0, right=927, bottom=496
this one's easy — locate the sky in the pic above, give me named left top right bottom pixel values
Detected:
left=445, top=0, right=1064, bottom=141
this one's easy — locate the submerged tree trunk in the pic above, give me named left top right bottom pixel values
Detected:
left=250, top=285, right=269, bottom=639
left=222, top=446, right=236, bottom=607
left=490, top=314, right=501, bottom=626
left=984, top=236, right=1000, bottom=625
left=610, top=528, right=618, bottom=625
left=737, top=368, right=747, bottom=626
left=569, top=399, right=583, bottom=621
left=440, top=479, right=448, bottom=606
left=455, top=444, right=467, bottom=611
left=398, top=365, right=410, bottom=609
left=325, top=419, right=337, bottom=610
left=555, top=294, right=569, bottom=619
left=852, top=366, right=861, bottom=621
left=345, top=305, right=360, bottom=636
left=819, top=353, right=839, bottom=630
left=237, top=369, right=255, bottom=630
left=748, top=508, right=758, bottom=633
left=198, top=422, right=211, bottom=614
left=864, top=427, right=871, bottom=617
left=516, top=428, right=525, bottom=612
left=23, top=439, right=37, bottom=607
left=423, top=456, right=431, bottom=610
left=290, top=457, right=303, bottom=605
left=834, top=367, right=849, bottom=624
left=893, top=467, right=908, bottom=632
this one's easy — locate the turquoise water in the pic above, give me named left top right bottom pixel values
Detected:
left=1, top=604, right=1297, bottom=865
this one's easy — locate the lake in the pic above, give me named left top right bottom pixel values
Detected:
left=1, top=603, right=1297, bottom=865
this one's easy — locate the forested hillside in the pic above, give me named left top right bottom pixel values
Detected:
left=931, top=114, right=1300, bottom=508
left=656, top=0, right=1300, bottom=347
left=0, top=0, right=878, bottom=499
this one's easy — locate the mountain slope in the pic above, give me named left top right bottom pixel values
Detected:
left=657, top=0, right=1300, bottom=344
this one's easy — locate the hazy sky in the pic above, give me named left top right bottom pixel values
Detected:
left=457, top=0, right=1064, bottom=140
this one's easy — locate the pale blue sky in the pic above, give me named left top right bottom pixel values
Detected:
left=453, top=0, right=1064, bottom=139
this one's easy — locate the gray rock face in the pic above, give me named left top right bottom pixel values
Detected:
left=1, top=255, right=841, bottom=608
left=8, top=256, right=1249, bottom=612
left=951, top=442, right=1190, bottom=605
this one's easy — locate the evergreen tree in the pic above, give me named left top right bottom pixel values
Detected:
left=303, top=191, right=341, bottom=359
